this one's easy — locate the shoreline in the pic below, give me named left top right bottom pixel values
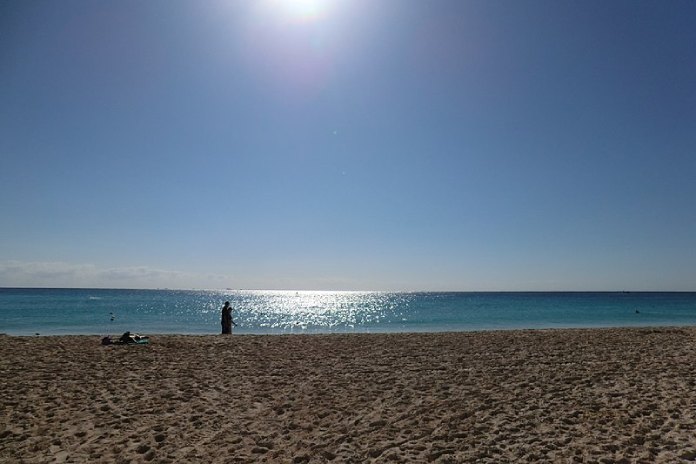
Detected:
left=4, top=322, right=696, bottom=338
left=3, top=327, right=696, bottom=462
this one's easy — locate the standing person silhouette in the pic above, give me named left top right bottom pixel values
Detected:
left=221, top=301, right=236, bottom=334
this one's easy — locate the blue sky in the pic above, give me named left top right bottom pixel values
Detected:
left=1, top=0, right=695, bottom=290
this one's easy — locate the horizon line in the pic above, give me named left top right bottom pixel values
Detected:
left=1, top=287, right=694, bottom=293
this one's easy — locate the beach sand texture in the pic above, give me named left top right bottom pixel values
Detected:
left=2, top=328, right=696, bottom=463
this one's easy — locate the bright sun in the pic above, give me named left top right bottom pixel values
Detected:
left=270, top=0, right=329, bottom=22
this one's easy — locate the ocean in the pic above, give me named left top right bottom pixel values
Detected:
left=1, top=288, right=696, bottom=336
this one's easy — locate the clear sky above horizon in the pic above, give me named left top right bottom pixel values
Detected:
left=1, top=0, right=695, bottom=291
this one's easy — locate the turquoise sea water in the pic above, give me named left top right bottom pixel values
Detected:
left=1, top=288, right=696, bottom=336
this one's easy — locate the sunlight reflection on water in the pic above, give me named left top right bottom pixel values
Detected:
left=234, top=290, right=414, bottom=332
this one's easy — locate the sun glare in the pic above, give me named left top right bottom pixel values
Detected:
left=269, top=0, right=329, bottom=22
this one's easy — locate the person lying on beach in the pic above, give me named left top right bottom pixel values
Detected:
left=101, top=332, right=150, bottom=345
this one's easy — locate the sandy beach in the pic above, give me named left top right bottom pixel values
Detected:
left=2, top=328, right=696, bottom=463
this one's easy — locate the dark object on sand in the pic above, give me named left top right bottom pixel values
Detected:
left=101, top=332, right=150, bottom=345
